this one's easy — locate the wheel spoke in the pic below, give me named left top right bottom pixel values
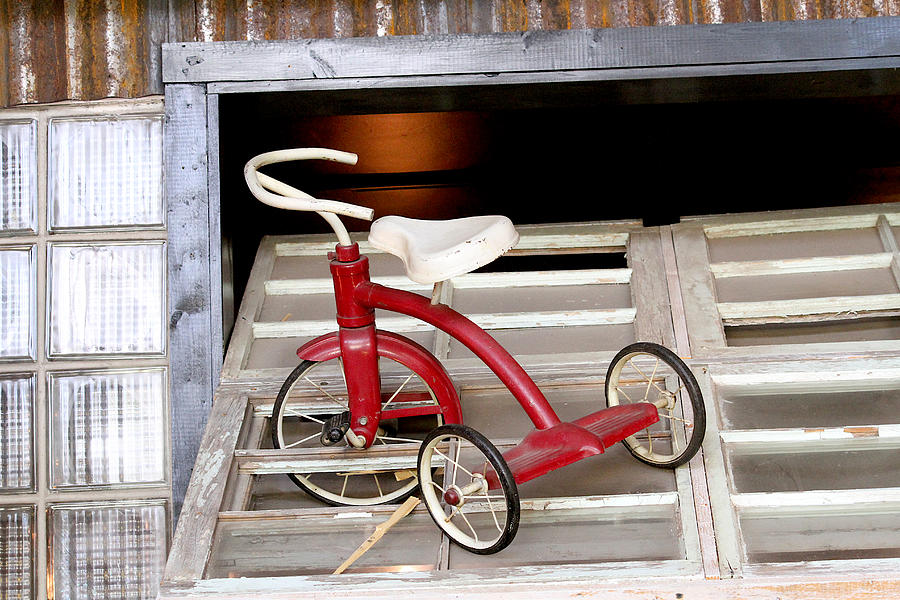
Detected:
left=479, top=491, right=503, bottom=533
left=658, top=412, right=692, bottom=426
left=670, top=410, right=681, bottom=452
left=627, top=358, right=669, bottom=398
left=284, top=431, right=322, bottom=449
left=376, top=435, right=421, bottom=444
left=452, top=440, right=463, bottom=483
left=444, top=502, right=461, bottom=522
left=339, top=357, right=348, bottom=390
left=382, top=373, right=415, bottom=410
left=434, top=447, right=475, bottom=479
left=614, top=385, right=634, bottom=403
left=455, top=507, right=479, bottom=543
left=302, top=376, right=347, bottom=409
left=644, top=358, right=660, bottom=401
left=283, top=407, right=326, bottom=424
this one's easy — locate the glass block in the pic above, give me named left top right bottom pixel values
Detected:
left=49, top=116, right=164, bottom=230
left=48, top=243, right=165, bottom=357
left=0, top=247, right=35, bottom=360
left=0, top=506, right=34, bottom=600
left=50, top=370, right=166, bottom=488
left=0, top=375, right=34, bottom=491
left=0, top=121, right=37, bottom=233
left=49, top=501, right=167, bottom=600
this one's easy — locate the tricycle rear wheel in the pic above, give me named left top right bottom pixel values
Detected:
left=605, top=342, right=705, bottom=468
left=418, top=424, right=520, bottom=554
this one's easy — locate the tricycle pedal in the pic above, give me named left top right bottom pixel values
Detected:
left=321, top=410, right=352, bottom=445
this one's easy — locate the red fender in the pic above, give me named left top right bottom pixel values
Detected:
left=296, top=330, right=463, bottom=424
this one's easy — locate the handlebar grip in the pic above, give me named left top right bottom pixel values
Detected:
left=247, top=147, right=359, bottom=169
left=244, top=148, right=374, bottom=221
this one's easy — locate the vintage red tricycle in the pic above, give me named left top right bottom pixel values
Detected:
left=245, top=148, right=705, bottom=554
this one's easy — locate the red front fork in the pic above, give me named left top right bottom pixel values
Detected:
left=329, top=244, right=382, bottom=446
left=337, top=325, right=382, bottom=446
left=329, top=243, right=561, bottom=445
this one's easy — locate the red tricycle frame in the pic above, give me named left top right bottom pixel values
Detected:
left=297, top=241, right=662, bottom=485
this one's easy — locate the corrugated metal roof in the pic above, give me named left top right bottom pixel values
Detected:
left=1, top=1, right=895, bottom=108
left=2, top=1, right=167, bottom=107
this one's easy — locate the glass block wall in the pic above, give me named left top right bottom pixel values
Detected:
left=0, top=100, right=169, bottom=600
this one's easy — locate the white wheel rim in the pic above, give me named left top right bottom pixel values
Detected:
left=419, top=433, right=509, bottom=550
left=607, top=351, right=693, bottom=463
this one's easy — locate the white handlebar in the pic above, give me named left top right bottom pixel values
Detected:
left=243, top=148, right=375, bottom=222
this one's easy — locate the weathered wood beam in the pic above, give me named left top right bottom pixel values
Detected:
left=163, top=392, right=248, bottom=582
left=722, top=424, right=900, bottom=454
left=163, top=18, right=900, bottom=85
left=733, top=487, right=900, bottom=515
left=264, top=269, right=632, bottom=296
left=718, top=294, right=900, bottom=325
left=710, top=253, right=894, bottom=279
left=165, top=83, right=219, bottom=521
left=252, top=308, right=637, bottom=338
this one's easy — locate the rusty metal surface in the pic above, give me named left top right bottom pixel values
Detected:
left=1, top=0, right=168, bottom=107
left=1, top=0, right=897, bottom=107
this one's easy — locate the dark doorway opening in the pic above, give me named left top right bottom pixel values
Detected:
left=217, top=77, right=900, bottom=340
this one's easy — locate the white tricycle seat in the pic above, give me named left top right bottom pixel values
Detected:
left=368, top=215, right=520, bottom=284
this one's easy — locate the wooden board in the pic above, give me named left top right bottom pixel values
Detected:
left=163, top=18, right=900, bottom=84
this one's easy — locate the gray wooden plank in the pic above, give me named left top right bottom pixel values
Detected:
left=684, top=202, right=900, bottom=231
left=146, top=0, right=169, bottom=95
left=694, top=369, right=745, bottom=579
left=159, top=560, right=701, bottom=600
left=659, top=226, right=719, bottom=578
left=628, top=229, right=676, bottom=348
left=660, top=227, right=692, bottom=357
left=224, top=416, right=267, bottom=512
left=672, top=223, right=727, bottom=356
left=876, top=214, right=900, bottom=292
left=221, top=236, right=278, bottom=378
left=164, top=17, right=900, bottom=84
left=164, top=392, right=248, bottom=582
left=157, top=563, right=900, bottom=600
left=206, top=57, right=900, bottom=97
left=165, top=83, right=218, bottom=522
left=206, top=92, right=225, bottom=375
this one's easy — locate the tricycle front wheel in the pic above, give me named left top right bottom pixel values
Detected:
left=605, top=342, right=705, bottom=468
left=272, top=356, right=443, bottom=506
